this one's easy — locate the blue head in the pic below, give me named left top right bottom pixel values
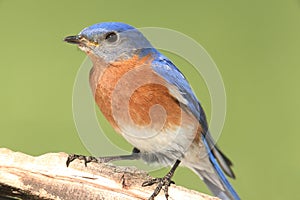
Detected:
left=64, top=22, right=155, bottom=62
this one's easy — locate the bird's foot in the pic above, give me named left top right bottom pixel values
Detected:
left=142, top=160, right=180, bottom=200
left=66, top=154, right=109, bottom=167
left=66, top=150, right=141, bottom=167
left=142, top=175, right=175, bottom=200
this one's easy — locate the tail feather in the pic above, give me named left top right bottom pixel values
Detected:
left=196, top=137, right=240, bottom=200
left=204, top=130, right=235, bottom=178
left=213, top=146, right=235, bottom=179
left=203, top=176, right=233, bottom=200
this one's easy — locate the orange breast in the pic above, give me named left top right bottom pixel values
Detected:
left=91, top=55, right=185, bottom=133
left=128, top=83, right=181, bottom=127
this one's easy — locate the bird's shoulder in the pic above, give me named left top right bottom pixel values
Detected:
left=151, top=55, right=207, bottom=129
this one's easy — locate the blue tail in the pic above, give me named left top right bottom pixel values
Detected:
left=197, top=137, right=240, bottom=200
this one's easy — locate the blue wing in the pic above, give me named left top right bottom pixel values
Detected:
left=151, top=55, right=208, bottom=131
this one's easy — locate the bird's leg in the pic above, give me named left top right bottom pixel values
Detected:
left=66, top=147, right=141, bottom=167
left=142, top=160, right=181, bottom=200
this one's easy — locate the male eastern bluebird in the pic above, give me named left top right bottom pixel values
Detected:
left=64, top=22, right=240, bottom=200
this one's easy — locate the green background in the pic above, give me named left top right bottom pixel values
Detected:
left=1, top=0, right=299, bottom=199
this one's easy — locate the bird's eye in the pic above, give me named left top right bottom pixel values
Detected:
left=105, top=32, right=118, bottom=43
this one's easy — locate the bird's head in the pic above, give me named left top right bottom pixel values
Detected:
left=64, top=22, right=155, bottom=63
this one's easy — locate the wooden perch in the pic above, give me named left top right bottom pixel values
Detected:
left=0, top=148, right=219, bottom=200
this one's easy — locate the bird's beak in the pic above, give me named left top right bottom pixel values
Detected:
left=64, top=35, right=83, bottom=44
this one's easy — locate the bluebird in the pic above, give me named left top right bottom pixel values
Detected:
left=64, top=22, right=240, bottom=200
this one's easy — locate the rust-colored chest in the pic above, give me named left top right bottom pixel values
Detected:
left=90, top=55, right=183, bottom=133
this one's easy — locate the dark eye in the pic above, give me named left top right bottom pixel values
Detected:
left=105, top=32, right=118, bottom=43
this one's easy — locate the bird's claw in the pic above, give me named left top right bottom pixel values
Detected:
left=66, top=154, right=99, bottom=167
left=142, top=176, right=175, bottom=200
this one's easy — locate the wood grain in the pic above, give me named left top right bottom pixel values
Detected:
left=0, top=148, right=219, bottom=200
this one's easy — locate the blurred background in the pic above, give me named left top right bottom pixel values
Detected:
left=1, top=0, right=299, bottom=199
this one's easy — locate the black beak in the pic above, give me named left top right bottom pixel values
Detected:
left=64, top=35, right=82, bottom=44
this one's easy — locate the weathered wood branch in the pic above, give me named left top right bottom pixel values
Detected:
left=0, top=148, right=219, bottom=200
